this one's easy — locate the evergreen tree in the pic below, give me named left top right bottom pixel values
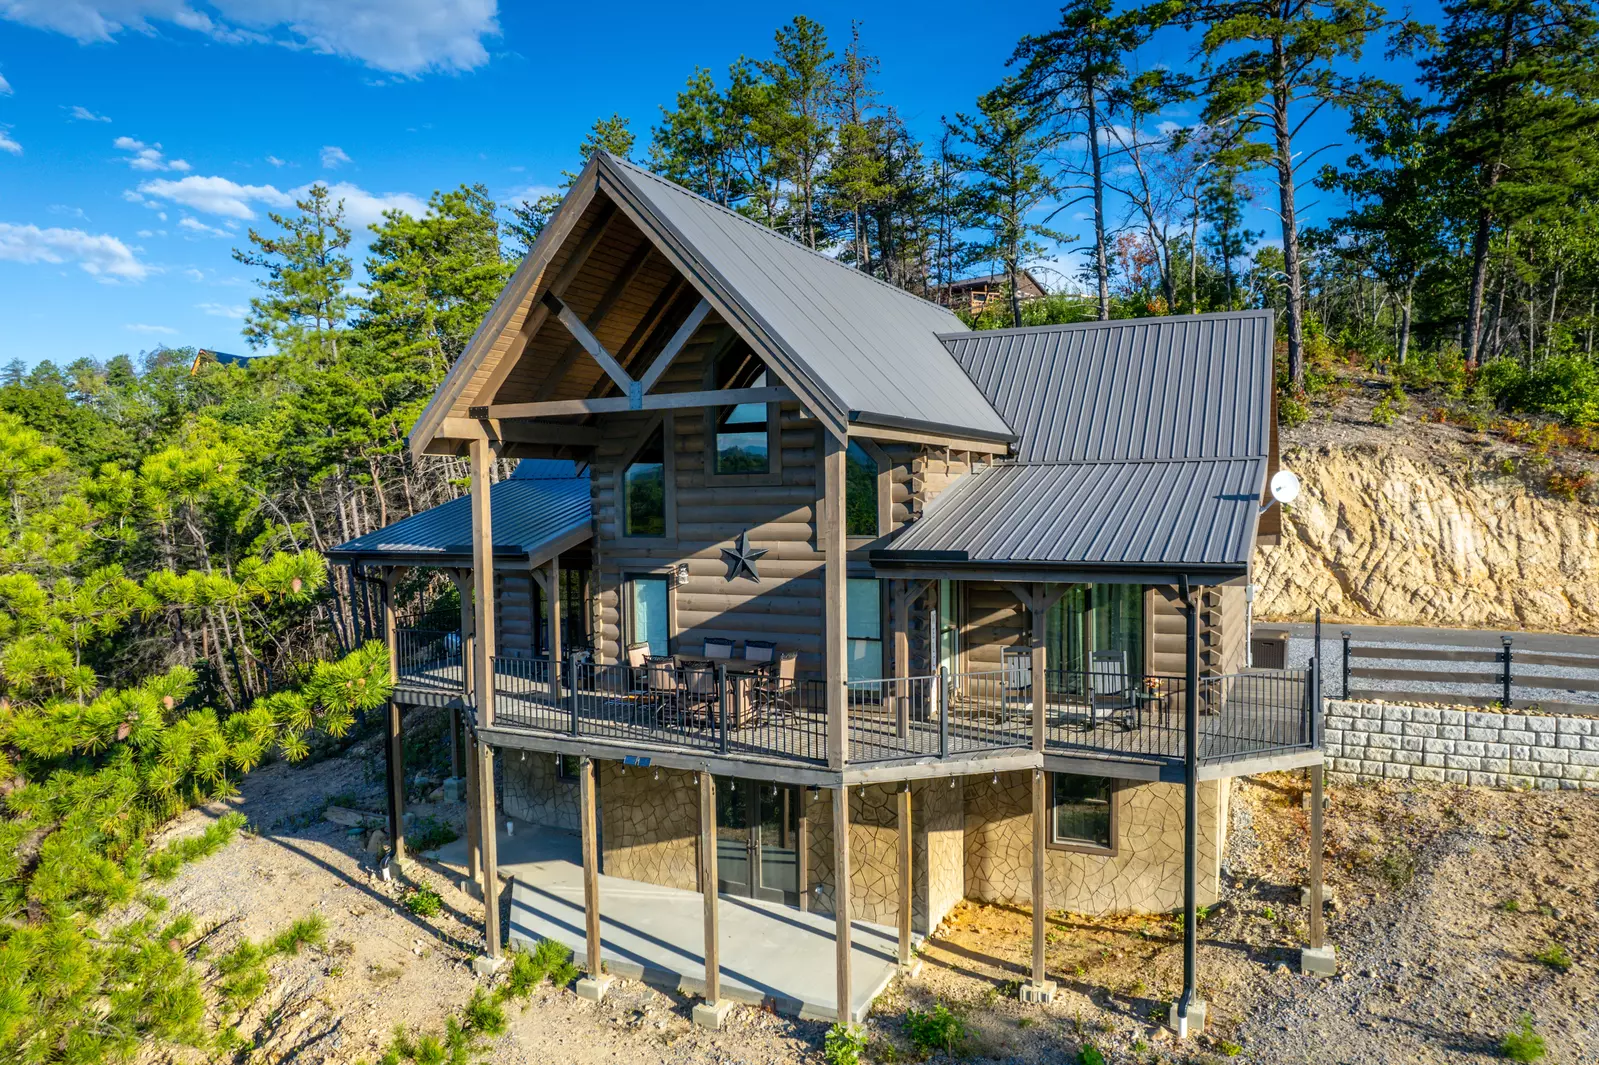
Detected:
left=649, top=67, right=749, bottom=207
left=1186, top=0, right=1387, bottom=388
left=823, top=23, right=893, bottom=273
left=232, top=184, right=353, bottom=366
left=507, top=115, right=636, bottom=253
left=949, top=87, right=1073, bottom=324
left=1417, top=0, right=1599, bottom=365
left=760, top=16, right=836, bottom=248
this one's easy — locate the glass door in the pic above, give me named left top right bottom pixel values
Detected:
left=755, top=782, right=801, bottom=904
left=715, top=776, right=752, bottom=896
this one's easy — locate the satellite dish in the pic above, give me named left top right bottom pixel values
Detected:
left=1269, top=469, right=1302, bottom=506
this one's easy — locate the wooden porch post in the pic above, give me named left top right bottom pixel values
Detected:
left=896, top=782, right=913, bottom=970
left=797, top=793, right=811, bottom=914
left=821, top=432, right=848, bottom=770
left=833, top=784, right=853, bottom=1025
left=1300, top=761, right=1336, bottom=976
left=468, top=438, right=502, bottom=967
left=1022, top=583, right=1063, bottom=1004
left=381, top=567, right=406, bottom=864
left=451, top=569, right=479, bottom=887
left=577, top=755, right=610, bottom=1000
left=692, top=772, right=731, bottom=1028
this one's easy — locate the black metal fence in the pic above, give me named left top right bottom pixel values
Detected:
left=843, top=670, right=1033, bottom=764
left=1337, top=632, right=1599, bottom=715
left=395, top=626, right=462, bottom=695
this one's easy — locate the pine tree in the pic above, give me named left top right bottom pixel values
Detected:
left=232, top=184, right=353, bottom=366
left=760, top=16, right=836, bottom=248
left=948, top=87, right=1073, bottom=325
left=823, top=23, right=893, bottom=272
left=507, top=115, right=636, bottom=253
left=1186, top=0, right=1387, bottom=388
left=1417, top=0, right=1599, bottom=365
left=649, top=67, right=749, bottom=207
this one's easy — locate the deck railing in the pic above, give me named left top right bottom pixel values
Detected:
left=393, top=643, right=1316, bottom=769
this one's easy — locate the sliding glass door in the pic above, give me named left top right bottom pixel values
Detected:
left=1046, top=584, right=1145, bottom=680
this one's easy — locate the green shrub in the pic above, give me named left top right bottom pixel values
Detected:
left=824, top=1022, right=868, bottom=1065
left=1533, top=943, right=1573, bottom=973
left=409, top=816, right=459, bottom=852
left=461, top=989, right=505, bottom=1037
left=405, top=886, right=443, bottom=918
left=1279, top=394, right=1310, bottom=428
left=1077, top=1044, right=1107, bottom=1065
left=496, top=939, right=580, bottom=1002
left=269, top=913, right=328, bottom=955
left=904, top=1004, right=966, bottom=1055
left=1500, top=1013, right=1546, bottom=1062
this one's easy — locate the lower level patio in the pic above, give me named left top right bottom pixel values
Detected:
left=430, top=819, right=905, bottom=1022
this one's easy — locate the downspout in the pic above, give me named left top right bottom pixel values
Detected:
left=1177, top=574, right=1200, bottom=1037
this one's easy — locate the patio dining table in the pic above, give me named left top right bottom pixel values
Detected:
left=671, top=656, right=770, bottom=728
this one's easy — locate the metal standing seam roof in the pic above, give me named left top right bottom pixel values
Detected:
left=873, top=311, right=1275, bottom=576
left=601, top=155, right=1015, bottom=441
left=327, top=461, right=592, bottom=565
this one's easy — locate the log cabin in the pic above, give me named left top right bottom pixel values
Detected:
left=329, top=152, right=1327, bottom=1034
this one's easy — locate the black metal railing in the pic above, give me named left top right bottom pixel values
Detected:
left=472, top=652, right=1317, bottom=769
left=844, top=669, right=1033, bottom=764
left=395, top=626, right=463, bottom=694
left=1040, top=668, right=1314, bottom=764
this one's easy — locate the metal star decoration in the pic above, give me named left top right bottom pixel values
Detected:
left=720, top=530, right=768, bottom=583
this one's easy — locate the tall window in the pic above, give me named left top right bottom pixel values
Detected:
left=846, top=578, right=882, bottom=683
left=624, top=426, right=666, bottom=537
left=715, top=376, right=770, bottom=474
left=1046, top=584, right=1144, bottom=679
left=627, top=575, right=669, bottom=656
left=844, top=441, right=877, bottom=537
left=1050, top=773, right=1115, bottom=851
left=936, top=579, right=960, bottom=676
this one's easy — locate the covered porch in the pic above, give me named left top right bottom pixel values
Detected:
left=433, top=819, right=904, bottom=1022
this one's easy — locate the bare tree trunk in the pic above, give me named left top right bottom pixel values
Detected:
left=1463, top=206, right=1494, bottom=366
left=1271, top=59, right=1306, bottom=389
left=1398, top=278, right=1415, bottom=365
left=1087, top=83, right=1110, bottom=321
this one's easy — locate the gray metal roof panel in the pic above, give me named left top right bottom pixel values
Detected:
left=604, top=155, right=1014, bottom=440
left=328, top=471, right=591, bottom=563
left=877, top=458, right=1266, bottom=570
left=939, top=311, right=1273, bottom=463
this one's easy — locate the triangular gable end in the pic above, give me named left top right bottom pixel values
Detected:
left=408, top=155, right=851, bottom=460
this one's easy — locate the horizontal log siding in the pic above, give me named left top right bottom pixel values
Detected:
left=495, top=574, right=536, bottom=659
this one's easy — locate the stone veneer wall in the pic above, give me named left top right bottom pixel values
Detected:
left=963, top=771, right=1227, bottom=915
left=501, top=752, right=579, bottom=832
left=598, top=763, right=701, bottom=890
left=1324, top=699, right=1599, bottom=789
left=805, top=780, right=964, bottom=935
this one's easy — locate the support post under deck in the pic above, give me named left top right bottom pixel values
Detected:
left=576, top=756, right=611, bottom=1001
left=896, top=782, right=913, bottom=971
left=693, top=772, right=732, bottom=1028
left=833, top=783, right=853, bottom=1025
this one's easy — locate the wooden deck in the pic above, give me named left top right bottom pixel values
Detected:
left=394, top=658, right=1318, bottom=771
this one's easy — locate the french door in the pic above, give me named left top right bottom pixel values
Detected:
left=714, top=777, right=802, bottom=905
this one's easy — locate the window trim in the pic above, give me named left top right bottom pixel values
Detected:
left=623, top=570, right=675, bottom=658
left=703, top=351, right=783, bottom=488
left=614, top=413, right=676, bottom=544
left=1045, top=772, right=1119, bottom=856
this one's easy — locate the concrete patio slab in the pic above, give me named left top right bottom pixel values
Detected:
left=430, top=819, right=908, bottom=1023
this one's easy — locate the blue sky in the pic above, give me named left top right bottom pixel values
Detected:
left=0, top=2, right=1432, bottom=367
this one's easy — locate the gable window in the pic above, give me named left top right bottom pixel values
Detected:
left=624, top=426, right=666, bottom=537
left=1049, top=773, right=1116, bottom=853
left=715, top=377, right=770, bottom=473
left=844, top=441, right=878, bottom=537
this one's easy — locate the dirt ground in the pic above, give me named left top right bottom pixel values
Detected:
left=144, top=709, right=1599, bottom=1064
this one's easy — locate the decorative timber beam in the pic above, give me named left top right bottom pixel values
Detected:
left=542, top=292, right=635, bottom=395
left=531, top=243, right=656, bottom=402
left=637, top=299, right=711, bottom=394
left=470, top=385, right=795, bottom=421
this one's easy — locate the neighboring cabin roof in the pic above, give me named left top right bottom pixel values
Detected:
left=190, top=349, right=255, bottom=375
left=945, top=270, right=1045, bottom=294
left=873, top=311, right=1275, bottom=580
left=600, top=155, right=1014, bottom=441
left=327, top=460, right=591, bottom=567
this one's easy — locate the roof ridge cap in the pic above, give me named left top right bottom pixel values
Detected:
left=936, top=308, right=1272, bottom=342
left=601, top=152, right=969, bottom=324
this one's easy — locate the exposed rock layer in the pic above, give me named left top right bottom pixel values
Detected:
left=1256, top=444, right=1599, bottom=632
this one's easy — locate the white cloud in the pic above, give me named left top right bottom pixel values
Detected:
left=0, top=1, right=501, bottom=75
left=125, top=322, right=177, bottom=334
left=0, top=222, right=148, bottom=279
left=115, top=135, right=190, bottom=172
left=138, top=173, right=424, bottom=234
left=0, top=72, right=13, bottom=95
left=178, top=215, right=229, bottom=237
left=137, top=174, right=291, bottom=219
left=136, top=228, right=154, bottom=237
left=266, top=154, right=285, bottom=167
left=0, top=127, right=20, bottom=156
left=196, top=301, right=248, bottom=318
left=48, top=204, right=88, bottom=220
left=69, top=104, right=111, bottom=121
left=320, top=145, right=350, bottom=168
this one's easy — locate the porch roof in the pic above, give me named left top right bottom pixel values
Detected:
left=327, top=460, right=591, bottom=568
left=869, top=456, right=1266, bottom=581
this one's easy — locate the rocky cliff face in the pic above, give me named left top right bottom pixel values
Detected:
left=1255, top=444, right=1599, bottom=633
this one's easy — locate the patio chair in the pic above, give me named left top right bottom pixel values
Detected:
left=703, top=637, right=736, bottom=660
left=741, top=639, right=777, bottom=665
left=643, top=655, right=683, bottom=726
left=753, top=651, right=799, bottom=722
left=679, top=661, right=719, bottom=729
left=1088, top=649, right=1139, bottom=731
